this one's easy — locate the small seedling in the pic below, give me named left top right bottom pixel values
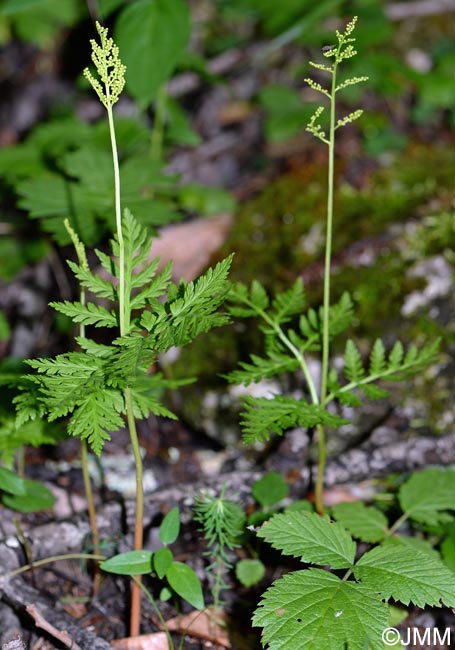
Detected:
left=101, top=507, right=204, bottom=649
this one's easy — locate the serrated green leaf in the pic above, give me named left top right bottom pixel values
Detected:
left=253, top=568, right=387, bottom=650
left=160, top=506, right=180, bottom=545
left=271, top=278, right=306, bottom=322
left=153, top=547, right=173, bottom=579
left=235, top=559, right=265, bottom=587
left=354, top=545, right=455, bottom=607
left=68, top=388, right=125, bottom=456
left=331, top=502, right=388, bottom=543
left=224, top=353, right=299, bottom=386
left=398, top=468, right=455, bottom=526
left=240, top=395, right=347, bottom=444
left=100, top=550, right=153, bottom=575
left=50, top=300, right=117, bottom=328
left=388, top=341, right=404, bottom=369
left=252, top=472, right=289, bottom=508
left=257, top=512, right=356, bottom=569
left=369, top=339, right=386, bottom=375
left=166, top=561, right=204, bottom=609
left=344, top=339, right=365, bottom=383
left=381, top=536, right=441, bottom=561
left=67, top=261, right=116, bottom=301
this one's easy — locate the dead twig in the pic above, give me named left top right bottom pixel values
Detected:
left=26, top=604, right=83, bottom=650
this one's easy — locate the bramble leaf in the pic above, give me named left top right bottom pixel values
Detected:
left=398, top=468, right=455, bottom=526
left=253, top=568, right=387, bottom=650
left=331, top=502, right=388, bottom=543
left=354, top=545, right=455, bottom=607
left=257, top=512, right=356, bottom=569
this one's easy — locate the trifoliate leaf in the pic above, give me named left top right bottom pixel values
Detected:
left=398, top=468, right=455, bottom=526
left=253, top=568, right=387, bottom=650
left=331, top=502, right=388, bottom=543
left=257, top=512, right=356, bottom=569
left=354, top=545, right=455, bottom=607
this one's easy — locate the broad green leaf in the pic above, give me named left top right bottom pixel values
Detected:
left=253, top=568, right=387, bottom=650
left=441, top=524, right=455, bottom=572
left=153, top=547, right=173, bottom=579
left=398, top=468, right=455, bottom=526
left=115, top=0, right=190, bottom=106
left=354, top=545, right=455, bottom=607
left=252, top=472, right=288, bottom=508
left=166, top=561, right=204, bottom=609
left=0, top=466, right=27, bottom=496
left=159, top=507, right=180, bottom=545
left=2, top=478, right=54, bottom=512
left=381, top=536, right=441, bottom=561
left=331, top=502, right=388, bottom=543
left=257, top=512, right=356, bottom=569
left=235, top=559, right=265, bottom=587
left=100, top=550, right=153, bottom=575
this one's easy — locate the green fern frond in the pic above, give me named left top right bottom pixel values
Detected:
left=344, top=340, right=365, bottom=383
left=240, top=395, right=348, bottom=444
left=223, top=353, right=300, bottom=386
left=67, top=260, right=116, bottom=301
left=271, top=278, right=306, bottom=323
left=50, top=300, right=118, bottom=328
left=68, top=387, right=125, bottom=456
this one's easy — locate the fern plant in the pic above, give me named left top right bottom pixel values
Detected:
left=14, top=22, right=232, bottom=636
left=253, top=467, right=455, bottom=649
left=224, top=16, right=440, bottom=516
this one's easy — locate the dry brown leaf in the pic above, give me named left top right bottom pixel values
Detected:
left=166, top=607, right=231, bottom=648
left=149, top=214, right=232, bottom=281
left=111, top=632, right=170, bottom=650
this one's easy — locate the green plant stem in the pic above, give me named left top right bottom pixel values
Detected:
left=80, top=438, right=101, bottom=592
left=132, top=575, right=175, bottom=650
left=238, top=298, right=319, bottom=405
left=16, top=446, right=25, bottom=478
left=150, top=84, right=167, bottom=163
left=315, top=58, right=339, bottom=517
left=106, top=89, right=143, bottom=637
left=106, top=100, right=126, bottom=336
left=1, top=554, right=106, bottom=580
